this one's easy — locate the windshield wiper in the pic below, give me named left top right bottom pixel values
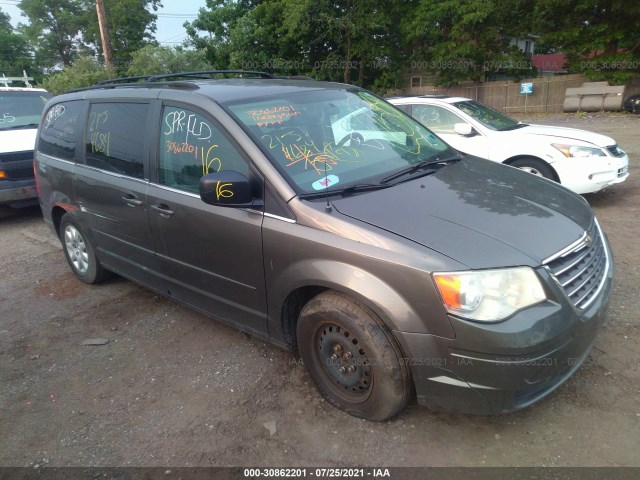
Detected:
left=381, top=156, right=461, bottom=184
left=340, top=183, right=393, bottom=196
left=298, top=182, right=392, bottom=200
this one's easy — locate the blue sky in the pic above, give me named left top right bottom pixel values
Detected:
left=0, top=0, right=205, bottom=46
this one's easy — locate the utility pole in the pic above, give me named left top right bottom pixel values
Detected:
left=95, top=0, right=114, bottom=70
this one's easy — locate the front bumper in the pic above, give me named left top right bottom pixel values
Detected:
left=394, top=254, right=613, bottom=415
left=0, top=180, right=38, bottom=206
left=553, top=153, right=629, bottom=194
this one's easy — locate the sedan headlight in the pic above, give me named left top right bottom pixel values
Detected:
left=552, top=143, right=606, bottom=158
left=433, top=267, right=546, bottom=322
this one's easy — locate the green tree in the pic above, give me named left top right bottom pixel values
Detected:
left=534, top=0, right=640, bottom=84
left=184, top=0, right=257, bottom=69
left=0, top=8, right=34, bottom=76
left=41, top=56, right=112, bottom=94
left=184, top=0, right=409, bottom=91
left=18, top=0, right=86, bottom=67
left=125, top=45, right=212, bottom=75
left=406, top=0, right=535, bottom=86
left=81, top=0, right=162, bottom=71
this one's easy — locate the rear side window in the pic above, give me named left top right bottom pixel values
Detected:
left=39, top=100, right=83, bottom=161
left=85, top=103, right=149, bottom=179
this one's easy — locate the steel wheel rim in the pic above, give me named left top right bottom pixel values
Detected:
left=315, top=322, right=373, bottom=403
left=64, top=225, right=89, bottom=274
left=519, top=166, right=543, bottom=176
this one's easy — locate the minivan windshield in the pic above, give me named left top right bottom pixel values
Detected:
left=227, top=89, right=451, bottom=194
left=452, top=100, right=524, bottom=131
left=0, top=90, right=51, bottom=131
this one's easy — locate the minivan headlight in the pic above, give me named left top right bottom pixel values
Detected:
left=433, top=267, right=546, bottom=322
left=552, top=143, right=606, bottom=158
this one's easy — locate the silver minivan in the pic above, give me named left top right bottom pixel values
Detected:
left=35, top=72, right=613, bottom=420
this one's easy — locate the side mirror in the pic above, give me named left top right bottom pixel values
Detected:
left=199, top=170, right=257, bottom=207
left=454, top=123, right=475, bottom=136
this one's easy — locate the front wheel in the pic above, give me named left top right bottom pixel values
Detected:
left=297, top=291, right=411, bottom=421
left=59, top=214, right=110, bottom=284
left=509, top=157, right=556, bottom=181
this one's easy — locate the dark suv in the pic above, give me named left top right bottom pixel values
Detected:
left=35, top=71, right=613, bottom=420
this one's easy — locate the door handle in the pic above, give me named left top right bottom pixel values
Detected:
left=122, top=194, right=143, bottom=207
left=150, top=204, right=175, bottom=217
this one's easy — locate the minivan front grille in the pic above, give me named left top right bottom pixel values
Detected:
left=606, top=145, right=625, bottom=157
left=544, top=221, right=608, bottom=310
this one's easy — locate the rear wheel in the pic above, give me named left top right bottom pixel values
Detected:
left=59, top=214, right=110, bottom=284
left=297, top=291, right=411, bottom=421
left=509, top=157, right=556, bottom=181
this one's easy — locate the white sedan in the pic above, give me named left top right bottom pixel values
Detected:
left=388, top=96, right=629, bottom=194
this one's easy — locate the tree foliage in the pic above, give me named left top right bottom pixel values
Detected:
left=0, top=8, right=34, bottom=76
left=534, top=0, right=640, bottom=84
left=125, top=45, right=212, bottom=76
left=3, top=0, right=638, bottom=90
left=40, top=56, right=112, bottom=94
left=17, top=0, right=160, bottom=71
left=81, top=0, right=161, bottom=69
left=18, top=0, right=87, bottom=67
left=185, top=0, right=411, bottom=90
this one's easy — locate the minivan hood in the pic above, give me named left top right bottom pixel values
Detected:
left=331, top=158, right=593, bottom=269
left=0, top=128, right=37, bottom=154
left=516, top=124, right=615, bottom=147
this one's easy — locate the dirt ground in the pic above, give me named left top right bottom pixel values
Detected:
left=1, top=112, right=639, bottom=468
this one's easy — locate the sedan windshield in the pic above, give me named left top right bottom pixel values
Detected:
left=226, top=89, right=451, bottom=194
left=453, top=100, right=524, bottom=131
left=0, top=91, right=51, bottom=130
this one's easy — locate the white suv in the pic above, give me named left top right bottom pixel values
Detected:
left=389, top=95, right=629, bottom=194
left=0, top=86, right=51, bottom=207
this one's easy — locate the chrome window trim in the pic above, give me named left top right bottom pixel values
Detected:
left=150, top=182, right=200, bottom=198
left=74, top=163, right=149, bottom=184
left=37, top=152, right=76, bottom=166
left=263, top=212, right=296, bottom=223
left=150, top=184, right=295, bottom=223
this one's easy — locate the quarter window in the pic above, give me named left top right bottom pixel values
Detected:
left=38, top=100, right=83, bottom=161
left=85, top=103, right=149, bottom=179
left=159, top=106, right=249, bottom=193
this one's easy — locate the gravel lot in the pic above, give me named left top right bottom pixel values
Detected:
left=1, top=112, right=639, bottom=468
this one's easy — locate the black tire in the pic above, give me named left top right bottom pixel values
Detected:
left=297, top=291, right=411, bottom=421
left=59, top=213, right=110, bottom=284
left=509, top=157, right=556, bottom=181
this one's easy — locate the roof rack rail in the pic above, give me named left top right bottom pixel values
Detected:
left=94, top=70, right=274, bottom=86
left=273, top=75, right=315, bottom=81
left=70, top=80, right=200, bottom=93
left=146, top=69, right=274, bottom=82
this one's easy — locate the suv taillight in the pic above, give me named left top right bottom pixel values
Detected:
left=33, top=161, right=40, bottom=195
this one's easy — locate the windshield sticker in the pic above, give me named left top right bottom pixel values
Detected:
left=312, top=175, right=340, bottom=190
left=246, top=105, right=302, bottom=128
